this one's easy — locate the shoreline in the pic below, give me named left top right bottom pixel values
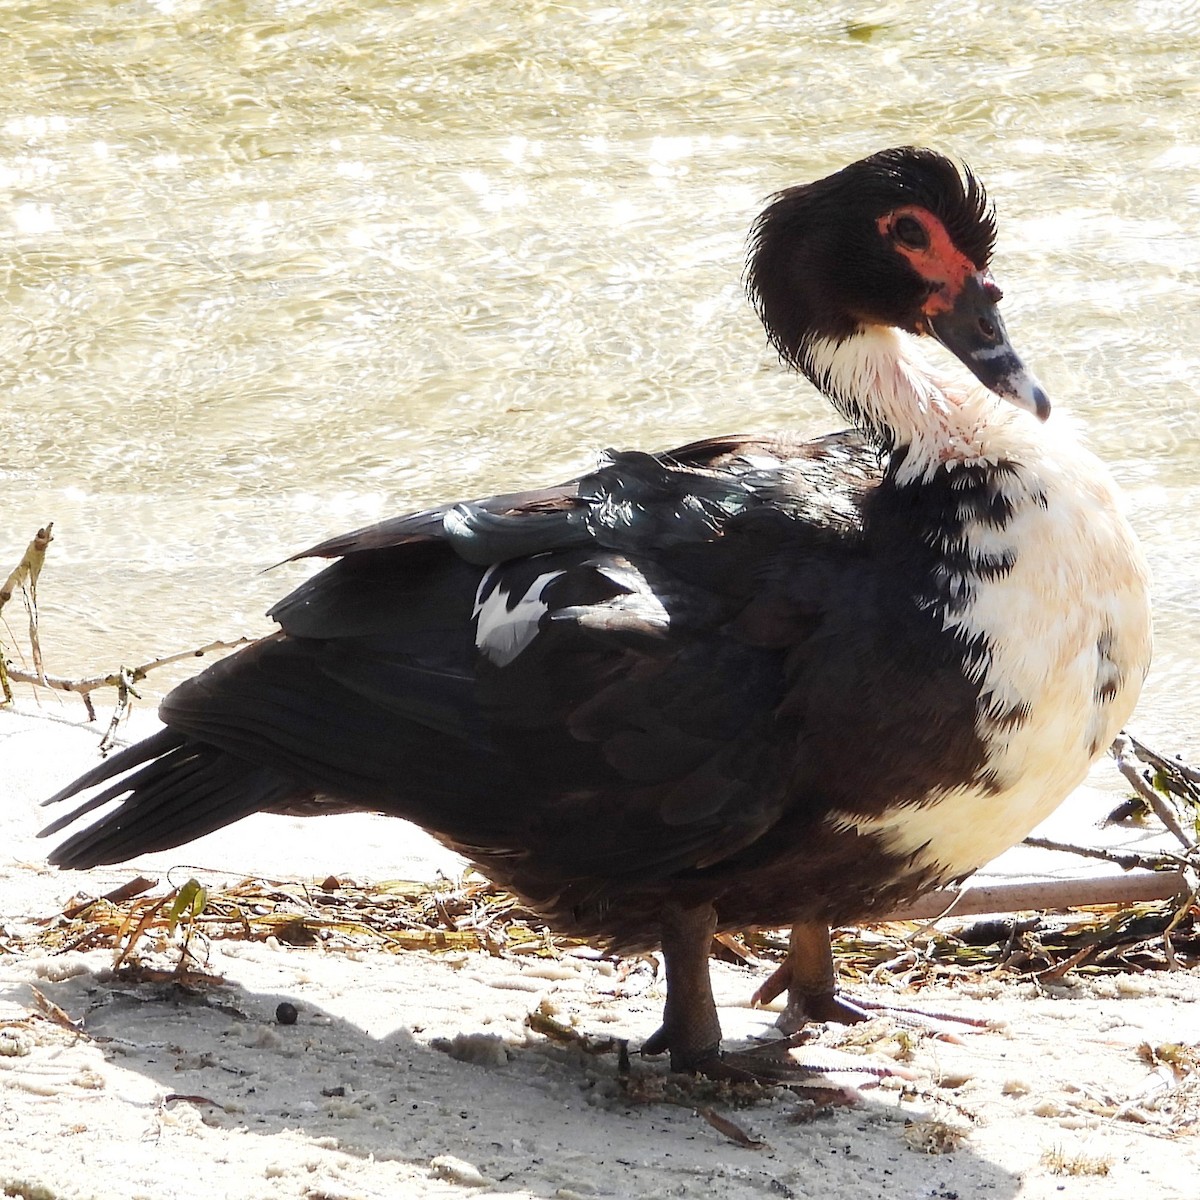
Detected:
left=3, top=701, right=1198, bottom=1199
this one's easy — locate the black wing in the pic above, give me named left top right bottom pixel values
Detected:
left=42, top=432, right=883, bottom=911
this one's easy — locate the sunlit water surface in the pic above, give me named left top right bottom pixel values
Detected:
left=3, top=0, right=1199, bottom=748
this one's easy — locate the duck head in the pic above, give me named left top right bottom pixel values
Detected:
left=746, top=146, right=1049, bottom=422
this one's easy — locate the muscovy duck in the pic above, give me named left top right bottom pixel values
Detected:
left=41, top=147, right=1151, bottom=1077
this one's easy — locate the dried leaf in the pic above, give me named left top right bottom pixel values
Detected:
left=162, top=1093, right=226, bottom=1110
left=694, top=1106, right=767, bottom=1149
left=62, top=876, right=158, bottom=920
left=28, top=985, right=81, bottom=1032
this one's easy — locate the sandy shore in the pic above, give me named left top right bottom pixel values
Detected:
left=3, top=701, right=1199, bottom=1199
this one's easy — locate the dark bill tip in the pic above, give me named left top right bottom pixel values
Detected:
left=1030, top=384, right=1050, bottom=422
left=927, top=273, right=1050, bottom=421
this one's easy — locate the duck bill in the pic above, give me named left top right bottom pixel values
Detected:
left=927, top=273, right=1051, bottom=421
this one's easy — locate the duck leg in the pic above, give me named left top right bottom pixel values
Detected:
left=641, top=899, right=724, bottom=1074
left=641, top=906, right=926, bottom=1085
left=751, top=921, right=875, bottom=1030
left=751, top=920, right=990, bottom=1035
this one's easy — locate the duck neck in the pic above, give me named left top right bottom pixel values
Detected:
left=799, top=327, right=1020, bottom=486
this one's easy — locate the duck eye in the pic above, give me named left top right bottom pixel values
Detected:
left=892, top=215, right=929, bottom=250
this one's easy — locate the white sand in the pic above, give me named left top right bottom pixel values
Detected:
left=3, top=701, right=1199, bottom=1199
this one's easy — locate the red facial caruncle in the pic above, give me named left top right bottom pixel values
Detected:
left=876, top=205, right=998, bottom=327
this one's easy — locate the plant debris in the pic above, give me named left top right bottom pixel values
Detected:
left=26, top=986, right=82, bottom=1034
left=30, top=872, right=593, bottom=971
left=1040, top=1145, right=1112, bottom=1176
left=903, top=1117, right=971, bottom=1154
left=11, top=863, right=1200, bottom=1010
left=694, top=1105, right=768, bottom=1149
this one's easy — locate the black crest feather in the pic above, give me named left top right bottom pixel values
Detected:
left=745, top=147, right=997, bottom=366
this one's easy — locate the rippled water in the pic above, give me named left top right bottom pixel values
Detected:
left=3, top=0, right=1199, bottom=742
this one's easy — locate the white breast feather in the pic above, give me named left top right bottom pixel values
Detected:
left=817, top=338, right=1153, bottom=882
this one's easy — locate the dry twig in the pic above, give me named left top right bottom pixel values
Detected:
left=1021, top=836, right=1185, bottom=874
left=5, top=637, right=255, bottom=731
left=0, top=523, right=54, bottom=699
left=3, top=521, right=254, bottom=733
left=1110, top=733, right=1196, bottom=850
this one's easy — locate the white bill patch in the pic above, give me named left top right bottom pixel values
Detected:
left=473, top=567, right=565, bottom=667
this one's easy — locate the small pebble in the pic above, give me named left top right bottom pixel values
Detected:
left=275, top=1002, right=299, bottom=1025
left=1116, top=974, right=1150, bottom=997
left=0, top=1032, right=33, bottom=1057
left=520, top=963, right=581, bottom=981
left=937, top=1071, right=973, bottom=1090
left=433, top=1032, right=510, bottom=1068
left=430, top=1154, right=488, bottom=1187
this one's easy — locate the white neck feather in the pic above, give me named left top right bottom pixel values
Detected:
left=802, top=328, right=1048, bottom=485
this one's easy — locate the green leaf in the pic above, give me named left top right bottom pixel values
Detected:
left=166, top=879, right=208, bottom=936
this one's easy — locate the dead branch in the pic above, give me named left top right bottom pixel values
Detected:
left=5, top=637, right=257, bottom=726
left=0, top=523, right=53, bottom=613
left=3, top=523, right=256, bottom=730
left=1021, top=836, right=1188, bottom=875
left=1111, top=733, right=1195, bottom=850
left=876, top=869, right=1189, bottom=923
left=0, top=523, right=54, bottom=697
left=1125, top=731, right=1200, bottom=790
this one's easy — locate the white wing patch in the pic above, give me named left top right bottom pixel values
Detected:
left=473, top=567, right=565, bottom=667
